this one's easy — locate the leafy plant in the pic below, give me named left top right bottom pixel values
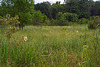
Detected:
left=88, top=16, right=100, bottom=29
left=78, top=18, right=89, bottom=24
left=56, top=12, right=78, bottom=25
left=6, top=14, right=20, bottom=40
left=32, top=10, right=47, bottom=25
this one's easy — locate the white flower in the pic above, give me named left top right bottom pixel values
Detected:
left=24, top=36, right=28, bottom=41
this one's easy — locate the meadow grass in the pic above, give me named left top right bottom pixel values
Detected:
left=0, top=25, right=100, bottom=67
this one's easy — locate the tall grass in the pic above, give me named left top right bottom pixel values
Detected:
left=0, top=25, right=100, bottom=67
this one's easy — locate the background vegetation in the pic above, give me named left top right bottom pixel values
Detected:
left=0, top=0, right=100, bottom=27
left=0, top=0, right=100, bottom=67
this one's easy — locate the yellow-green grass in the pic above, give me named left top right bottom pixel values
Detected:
left=0, top=25, right=100, bottom=67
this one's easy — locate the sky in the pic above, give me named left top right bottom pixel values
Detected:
left=34, top=0, right=64, bottom=4
left=34, top=0, right=100, bottom=4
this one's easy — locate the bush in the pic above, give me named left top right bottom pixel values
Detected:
left=63, top=13, right=78, bottom=22
left=56, top=12, right=78, bottom=26
left=56, top=18, right=68, bottom=26
left=18, top=12, right=33, bottom=29
left=88, top=20, right=97, bottom=29
left=56, top=12, right=67, bottom=26
left=32, top=10, right=47, bottom=25
left=50, top=19, right=57, bottom=26
left=43, top=19, right=51, bottom=26
left=0, top=16, right=6, bottom=28
left=88, top=16, right=100, bottom=29
left=0, top=16, right=3, bottom=19
left=78, top=18, right=89, bottom=24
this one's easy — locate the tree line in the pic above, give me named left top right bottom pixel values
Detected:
left=0, top=0, right=100, bottom=28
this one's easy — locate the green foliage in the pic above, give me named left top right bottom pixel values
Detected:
left=93, top=1, right=100, bottom=15
left=0, top=16, right=3, bottom=19
left=88, top=16, right=100, bottom=29
left=88, top=21, right=97, bottom=29
left=78, top=18, right=89, bottom=24
left=66, top=0, right=79, bottom=14
left=0, top=2, right=10, bottom=16
left=51, top=3, right=65, bottom=19
left=63, top=12, right=78, bottom=22
left=32, top=10, right=47, bottom=25
left=56, top=12, right=63, bottom=20
left=34, top=2, right=52, bottom=19
left=0, top=16, right=4, bottom=25
left=0, top=16, right=6, bottom=28
left=78, top=0, right=90, bottom=19
left=0, top=0, right=100, bottom=26
left=80, top=45, right=89, bottom=67
left=18, top=12, right=32, bottom=26
left=56, top=12, right=67, bottom=25
left=1, top=0, right=34, bottom=28
left=65, top=0, right=90, bottom=19
left=43, top=19, right=51, bottom=26
left=5, top=14, right=20, bottom=40
left=0, top=25, right=100, bottom=67
left=50, top=19, right=57, bottom=26
left=56, top=12, right=78, bottom=25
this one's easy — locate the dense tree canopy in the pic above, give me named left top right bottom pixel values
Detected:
left=34, top=2, right=52, bottom=19
left=0, top=0, right=100, bottom=26
left=51, top=1, right=65, bottom=19
left=0, top=0, right=34, bottom=29
left=94, top=1, right=100, bottom=15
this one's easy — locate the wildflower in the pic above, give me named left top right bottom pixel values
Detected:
left=24, top=36, right=28, bottom=41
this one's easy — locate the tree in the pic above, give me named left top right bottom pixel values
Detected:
left=0, top=6, right=3, bottom=16
left=78, top=0, right=90, bottom=19
left=32, top=10, right=47, bottom=25
left=56, top=12, right=68, bottom=25
left=56, top=12, right=78, bottom=25
left=65, top=0, right=79, bottom=14
left=64, top=0, right=91, bottom=19
left=34, top=2, right=52, bottom=19
left=94, top=1, right=100, bottom=16
left=1, top=0, right=34, bottom=29
left=51, top=1, right=65, bottom=19
left=0, top=2, right=10, bottom=17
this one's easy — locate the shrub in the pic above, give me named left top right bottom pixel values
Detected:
left=56, top=18, right=68, bottom=26
left=88, top=16, right=100, bottom=29
left=56, top=12, right=78, bottom=26
left=0, top=16, right=6, bottom=28
left=43, top=19, right=51, bottom=26
left=50, top=19, right=57, bottom=26
left=18, top=12, right=32, bottom=29
left=32, top=10, right=47, bottom=25
left=88, top=20, right=97, bottom=29
left=0, top=16, right=3, bottom=19
left=63, top=13, right=78, bottom=22
left=78, top=18, right=89, bottom=24
left=5, top=14, right=20, bottom=40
